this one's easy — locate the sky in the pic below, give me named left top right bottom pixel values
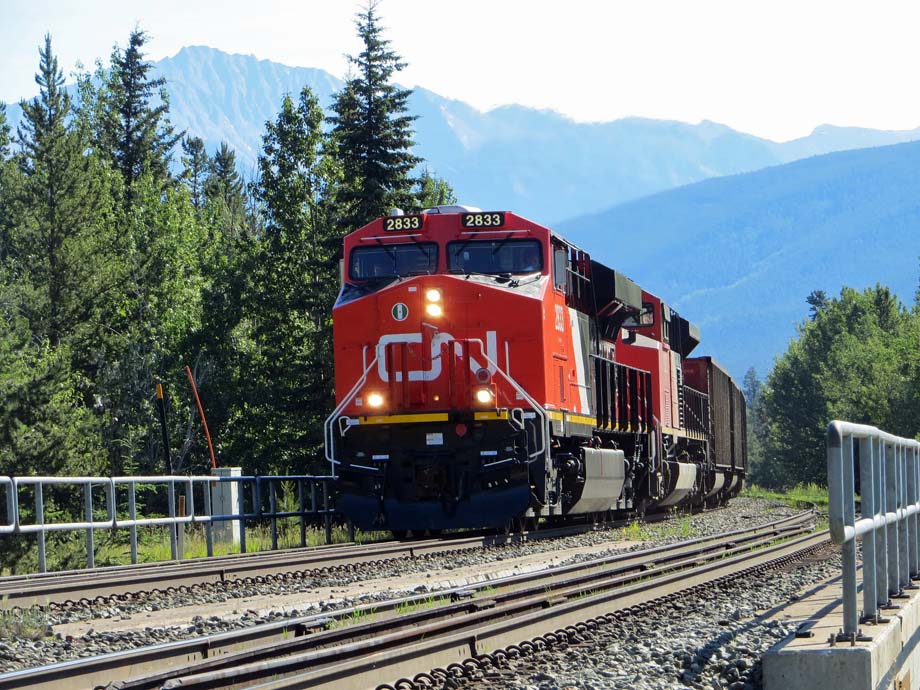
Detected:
left=2, top=0, right=920, bottom=142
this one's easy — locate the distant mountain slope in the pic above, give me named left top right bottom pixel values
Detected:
left=556, top=141, right=920, bottom=378
left=7, top=45, right=920, bottom=223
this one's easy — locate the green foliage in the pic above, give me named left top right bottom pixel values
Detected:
left=96, top=29, right=182, bottom=195
left=181, top=135, right=208, bottom=212
left=756, top=285, right=919, bottom=488
left=0, top=23, right=454, bottom=573
left=328, top=1, right=421, bottom=231
left=414, top=168, right=457, bottom=210
left=743, top=482, right=828, bottom=510
left=223, top=87, right=341, bottom=473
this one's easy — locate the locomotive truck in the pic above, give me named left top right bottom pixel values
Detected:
left=325, top=206, right=746, bottom=534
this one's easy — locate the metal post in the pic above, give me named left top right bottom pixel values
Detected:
left=298, top=481, right=306, bottom=548
left=84, top=482, right=95, bottom=569
left=270, top=482, right=278, bottom=550
left=899, top=444, right=910, bottom=591
left=886, top=441, right=900, bottom=596
left=859, top=436, right=877, bottom=621
left=35, top=482, right=46, bottom=573
left=841, top=434, right=859, bottom=635
left=914, top=446, right=920, bottom=578
left=238, top=480, right=247, bottom=554
left=348, top=520, right=356, bottom=542
left=877, top=438, right=890, bottom=606
left=128, top=482, right=138, bottom=565
left=177, top=494, right=186, bottom=560
left=203, top=481, right=213, bottom=558
left=168, top=480, right=178, bottom=561
left=323, top=481, right=332, bottom=545
left=903, top=443, right=917, bottom=584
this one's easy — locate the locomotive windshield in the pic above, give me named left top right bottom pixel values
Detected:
left=349, top=243, right=438, bottom=280
left=447, top=239, right=543, bottom=275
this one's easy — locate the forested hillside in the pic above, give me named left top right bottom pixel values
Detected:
left=0, top=12, right=446, bottom=493
left=558, top=141, right=920, bottom=378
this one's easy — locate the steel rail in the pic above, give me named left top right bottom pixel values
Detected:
left=0, top=509, right=815, bottom=690
left=0, top=510, right=692, bottom=609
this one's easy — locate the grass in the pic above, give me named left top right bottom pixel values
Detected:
left=618, top=514, right=697, bottom=543
left=394, top=595, right=448, bottom=616
left=0, top=605, right=49, bottom=640
left=743, top=482, right=829, bottom=510
left=326, top=606, right=377, bottom=629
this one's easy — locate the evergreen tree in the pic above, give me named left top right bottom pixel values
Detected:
left=415, top=167, right=457, bottom=209
left=204, top=141, right=246, bottom=237
left=15, top=34, right=111, bottom=347
left=328, top=1, right=421, bottom=230
left=0, top=102, right=10, bottom=158
left=97, top=29, right=182, bottom=195
left=180, top=135, right=208, bottom=212
left=806, top=289, right=827, bottom=320
left=227, top=87, right=340, bottom=472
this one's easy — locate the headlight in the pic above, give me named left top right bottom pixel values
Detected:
left=475, top=388, right=494, bottom=405
left=367, top=392, right=385, bottom=408
left=425, top=303, right=443, bottom=318
left=425, top=288, right=442, bottom=302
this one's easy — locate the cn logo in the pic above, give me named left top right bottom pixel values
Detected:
left=376, top=331, right=499, bottom=382
left=391, top=303, right=409, bottom=321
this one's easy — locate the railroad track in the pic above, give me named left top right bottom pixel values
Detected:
left=0, top=512, right=683, bottom=609
left=0, top=509, right=821, bottom=690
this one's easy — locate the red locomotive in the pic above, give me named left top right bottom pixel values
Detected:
left=326, top=207, right=746, bottom=534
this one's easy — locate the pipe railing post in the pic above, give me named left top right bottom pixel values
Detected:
left=298, top=480, right=306, bottom=548
left=324, top=480, right=334, bottom=544
left=35, top=482, right=46, bottom=573
left=886, top=441, right=900, bottom=597
left=270, top=481, right=278, bottom=550
left=841, top=434, right=859, bottom=636
left=859, top=436, right=878, bottom=621
left=128, top=481, right=138, bottom=565
left=203, top=480, right=213, bottom=558
left=238, top=479, right=247, bottom=554
left=168, top=480, right=178, bottom=561
left=877, top=438, right=890, bottom=608
left=84, top=482, right=95, bottom=569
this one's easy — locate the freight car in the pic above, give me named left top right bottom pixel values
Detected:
left=325, top=206, right=745, bottom=534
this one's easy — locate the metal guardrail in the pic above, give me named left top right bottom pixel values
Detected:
left=2, top=474, right=337, bottom=573
left=827, top=420, right=920, bottom=639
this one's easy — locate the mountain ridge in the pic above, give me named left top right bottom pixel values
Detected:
left=6, top=44, right=920, bottom=223
left=556, top=139, right=920, bottom=377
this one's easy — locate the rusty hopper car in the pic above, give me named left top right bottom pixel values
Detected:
left=326, top=206, right=746, bottom=534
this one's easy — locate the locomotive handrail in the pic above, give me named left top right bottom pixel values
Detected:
left=827, top=420, right=920, bottom=639
left=324, top=348, right=380, bottom=476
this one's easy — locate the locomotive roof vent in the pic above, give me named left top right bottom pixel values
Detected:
left=422, top=204, right=482, bottom=214
left=389, top=208, right=405, bottom=216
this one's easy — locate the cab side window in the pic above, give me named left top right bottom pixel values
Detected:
left=553, top=247, right=567, bottom=292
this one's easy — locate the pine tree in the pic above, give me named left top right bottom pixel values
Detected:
left=328, top=1, right=421, bottom=230
left=205, top=141, right=246, bottom=236
left=181, top=135, right=208, bottom=212
left=0, top=102, right=10, bottom=158
left=97, top=29, right=182, bottom=195
left=228, top=87, right=340, bottom=472
left=15, top=34, right=111, bottom=347
left=415, top=167, right=457, bottom=209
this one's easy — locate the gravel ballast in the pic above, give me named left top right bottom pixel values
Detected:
left=0, top=497, right=815, bottom=676
left=442, top=547, right=839, bottom=690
